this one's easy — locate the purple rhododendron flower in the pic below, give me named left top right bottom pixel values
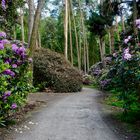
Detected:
left=124, top=48, right=129, bottom=54
left=17, top=47, right=26, bottom=54
left=123, top=48, right=132, bottom=60
left=12, top=64, right=17, bottom=68
left=16, top=60, right=22, bottom=66
left=127, top=36, right=131, bottom=40
left=5, top=58, right=12, bottom=64
left=28, top=58, right=33, bottom=62
left=123, top=53, right=132, bottom=60
left=0, top=32, right=6, bottom=38
left=113, top=53, right=117, bottom=58
left=136, top=19, right=140, bottom=29
left=4, top=91, right=11, bottom=97
left=1, top=39, right=10, bottom=44
left=2, top=91, right=11, bottom=101
left=12, top=44, right=18, bottom=52
left=124, top=38, right=129, bottom=44
left=124, top=36, right=132, bottom=44
left=11, top=103, right=17, bottom=109
left=1, top=0, right=6, bottom=10
left=5, top=61, right=9, bottom=64
left=136, top=19, right=140, bottom=26
left=3, top=69, right=15, bottom=77
left=0, top=43, right=4, bottom=50
left=100, top=79, right=111, bottom=88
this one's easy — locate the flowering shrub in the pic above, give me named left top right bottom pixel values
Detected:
left=0, top=32, right=32, bottom=125
left=98, top=19, right=140, bottom=113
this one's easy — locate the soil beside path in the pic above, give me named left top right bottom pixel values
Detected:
left=2, top=88, right=131, bottom=140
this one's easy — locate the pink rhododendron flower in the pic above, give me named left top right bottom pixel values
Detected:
left=12, top=64, right=17, bottom=68
left=0, top=43, right=4, bottom=50
left=1, top=0, right=6, bottom=10
left=12, top=44, right=18, bottom=52
left=11, top=103, right=17, bottom=109
left=28, top=58, right=33, bottom=62
left=1, top=39, right=10, bottom=44
left=127, top=36, right=131, bottom=40
left=4, top=91, right=11, bottom=97
left=124, top=48, right=129, bottom=54
left=124, top=53, right=132, bottom=60
left=136, top=19, right=140, bottom=26
left=124, top=38, right=129, bottom=44
left=123, top=48, right=132, bottom=60
left=3, top=69, right=15, bottom=77
left=0, top=32, right=6, bottom=38
left=124, top=36, right=132, bottom=44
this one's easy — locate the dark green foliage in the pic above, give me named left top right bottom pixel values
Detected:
left=33, top=48, right=82, bottom=93
left=0, top=0, right=25, bottom=35
left=88, top=12, right=107, bottom=37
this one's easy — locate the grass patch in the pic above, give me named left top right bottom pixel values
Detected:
left=105, top=94, right=124, bottom=108
left=83, top=84, right=99, bottom=89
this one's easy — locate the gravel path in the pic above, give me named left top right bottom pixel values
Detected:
left=5, top=88, right=119, bottom=140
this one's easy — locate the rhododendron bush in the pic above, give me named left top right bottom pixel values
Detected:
left=96, top=20, right=140, bottom=113
left=0, top=32, right=32, bottom=125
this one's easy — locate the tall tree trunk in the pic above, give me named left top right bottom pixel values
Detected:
left=13, top=25, right=16, bottom=40
left=38, top=30, right=41, bottom=48
left=86, top=38, right=89, bottom=72
left=115, top=16, right=121, bottom=51
left=115, top=16, right=120, bottom=41
left=121, top=13, right=125, bottom=31
left=64, top=0, right=68, bottom=60
left=20, top=8, right=25, bottom=43
left=98, top=37, right=105, bottom=67
left=133, top=0, right=138, bottom=35
left=28, top=0, right=34, bottom=44
left=29, top=0, right=45, bottom=55
left=78, top=0, right=86, bottom=73
left=69, top=0, right=80, bottom=70
left=84, top=39, right=87, bottom=74
left=68, top=3, right=73, bottom=66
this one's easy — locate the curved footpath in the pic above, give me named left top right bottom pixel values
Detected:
left=6, top=88, right=119, bottom=140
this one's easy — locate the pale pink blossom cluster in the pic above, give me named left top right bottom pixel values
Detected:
left=123, top=48, right=132, bottom=60
left=124, top=36, right=131, bottom=44
left=136, top=19, right=140, bottom=29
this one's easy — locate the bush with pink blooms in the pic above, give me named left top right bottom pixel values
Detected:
left=0, top=32, right=32, bottom=126
left=95, top=19, right=140, bottom=115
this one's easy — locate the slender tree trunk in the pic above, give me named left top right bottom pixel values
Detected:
left=29, top=0, right=45, bottom=55
left=64, top=0, right=68, bottom=60
left=13, top=25, right=16, bottom=40
left=68, top=3, right=73, bottom=66
left=78, top=0, right=86, bottom=73
left=28, top=0, right=34, bottom=44
left=98, top=37, right=105, bottom=67
left=115, top=16, right=120, bottom=41
left=115, top=16, right=121, bottom=51
left=86, top=38, right=89, bottom=72
left=79, top=33, right=82, bottom=69
left=20, top=8, right=25, bottom=43
left=69, top=0, right=80, bottom=69
left=109, top=30, right=111, bottom=54
left=84, top=39, right=87, bottom=74
left=38, top=30, right=41, bottom=48
left=121, top=13, right=125, bottom=31
left=133, top=0, right=138, bottom=35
